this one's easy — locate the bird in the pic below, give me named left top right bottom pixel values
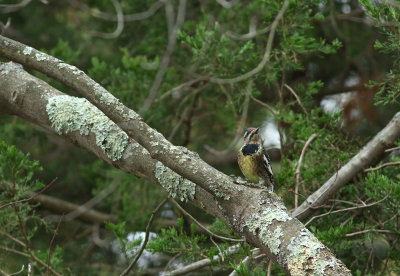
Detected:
left=237, top=127, right=274, bottom=190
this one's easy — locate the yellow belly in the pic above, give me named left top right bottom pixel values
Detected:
left=238, top=154, right=260, bottom=184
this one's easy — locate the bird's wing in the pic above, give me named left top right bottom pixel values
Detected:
left=262, top=148, right=274, bottom=184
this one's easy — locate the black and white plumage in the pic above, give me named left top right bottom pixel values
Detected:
left=237, top=127, right=274, bottom=190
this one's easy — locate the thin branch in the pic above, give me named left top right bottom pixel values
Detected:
left=0, top=0, right=33, bottom=13
left=208, top=0, right=290, bottom=84
left=250, top=95, right=276, bottom=115
left=0, top=245, right=29, bottom=257
left=139, top=0, right=187, bottom=114
left=29, top=191, right=117, bottom=224
left=0, top=232, right=61, bottom=276
left=345, top=229, right=397, bottom=238
left=0, top=178, right=57, bottom=210
left=229, top=256, right=251, bottom=276
left=226, top=25, right=271, bottom=41
left=64, top=178, right=118, bottom=221
left=80, top=0, right=163, bottom=22
left=162, top=252, right=182, bottom=274
left=210, top=237, right=224, bottom=262
left=295, top=134, right=318, bottom=208
left=216, top=0, right=240, bottom=9
left=267, top=259, right=273, bottom=276
left=364, top=161, right=400, bottom=172
left=90, top=0, right=124, bottom=39
left=0, top=18, right=11, bottom=35
left=283, top=83, right=307, bottom=114
left=161, top=244, right=241, bottom=276
left=170, top=198, right=244, bottom=242
left=47, top=213, right=64, bottom=276
left=120, top=198, right=168, bottom=276
left=304, top=190, right=391, bottom=226
left=155, top=76, right=209, bottom=103
left=8, top=265, right=25, bottom=276
left=385, top=146, right=400, bottom=152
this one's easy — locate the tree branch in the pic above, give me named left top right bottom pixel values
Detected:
left=139, top=0, right=187, bottom=114
left=0, top=46, right=351, bottom=274
left=295, top=134, right=318, bottom=208
left=208, top=0, right=289, bottom=84
left=292, top=113, right=400, bottom=220
left=90, top=0, right=124, bottom=39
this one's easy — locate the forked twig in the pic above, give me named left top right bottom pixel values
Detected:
left=295, top=134, right=318, bottom=208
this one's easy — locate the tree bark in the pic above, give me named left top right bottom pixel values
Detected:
left=0, top=57, right=351, bottom=275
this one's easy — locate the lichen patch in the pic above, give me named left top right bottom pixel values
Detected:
left=286, top=228, right=333, bottom=275
left=46, top=95, right=129, bottom=161
left=245, top=207, right=291, bottom=256
left=155, top=161, right=196, bottom=202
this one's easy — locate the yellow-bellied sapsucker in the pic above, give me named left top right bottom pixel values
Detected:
left=237, top=127, right=274, bottom=190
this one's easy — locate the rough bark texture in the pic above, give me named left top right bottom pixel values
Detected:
left=0, top=60, right=351, bottom=275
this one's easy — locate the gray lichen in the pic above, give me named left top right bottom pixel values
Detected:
left=35, top=52, right=47, bottom=61
left=23, top=46, right=33, bottom=55
left=155, top=161, right=196, bottom=202
left=245, top=206, right=291, bottom=256
left=92, top=83, right=141, bottom=121
left=46, top=95, right=129, bottom=161
left=286, top=228, right=333, bottom=275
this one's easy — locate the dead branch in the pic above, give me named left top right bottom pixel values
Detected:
left=295, top=134, right=318, bottom=208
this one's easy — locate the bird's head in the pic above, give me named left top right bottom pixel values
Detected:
left=243, top=127, right=260, bottom=145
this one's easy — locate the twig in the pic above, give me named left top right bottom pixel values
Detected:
left=229, top=256, right=251, bottom=276
left=345, top=229, right=396, bottom=238
left=1, top=265, right=25, bottom=276
left=208, top=0, right=290, bottom=84
left=47, top=214, right=64, bottom=276
left=161, top=244, right=241, bottom=276
left=226, top=80, right=253, bottom=151
left=170, top=198, right=244, bottom=242
left=0, top=177, right=57, bottom=210
left=162, top=253, right=182, bottom=275
left=139, top=0, right=187, bottom=114
left=155, top=77, right=209, bottom=103
left=295, top=134, right=318, bottom=208
left=0, top=232, right=61, bottom=276
left=216, top=0, right=239, bottom=8
left=0, top=0, right=33, bottom=13
left=267, top=259, right=272, bottom=276
left=120, top=198, right=168, bottom=276
left=283, top=83, right=307, bottom=114
left=64, top=178, right=118, bottom=221
left=81, top=0, right=163, bottom=22
left=0, top=18, right=11, bottom=35
left=226, top=25, right=271, bottom=41
left=0, top=245, right=29, bottom=257
left=210, top=237, right=224, bottom=262
left=385, top=146, right=400, bottom=152
left=90, top=0, right=124, bottom=39
left=305, top=189, right=391, bottom=226
left=229, top=248, right=264, bottom=276
left=250, top=95, right=276, bottom=115
left=364, top=161, right=400, bottom=172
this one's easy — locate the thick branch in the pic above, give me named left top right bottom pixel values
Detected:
left=0, top=61, right=350, bottom=275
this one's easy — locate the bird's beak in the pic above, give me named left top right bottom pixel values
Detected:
left=255, top=127, right=259, bottom=133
